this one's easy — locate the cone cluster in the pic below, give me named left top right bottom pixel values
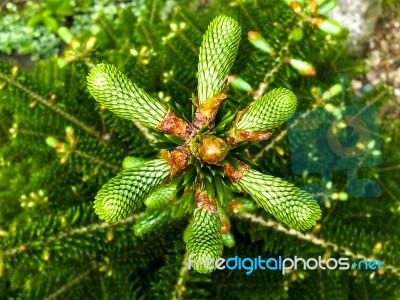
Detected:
left=87, top=15, right=322, bottom=275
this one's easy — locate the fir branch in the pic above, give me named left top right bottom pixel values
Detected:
left=4, top=214, right=143, bottom=257
left=379, top=165, right=400, bottom=173
left=133, top=121, right=157, bottom=142
left=353, top=88, right=391, bottom=121
left=171, top=255, right=189, bottom=300
left=99, top=272, right=108, bottom=300
left=149, top=0, right=158, bottom=24
left=238, top=2, right=260, bottom=32
left=253, top=23, right=303, bottom=99
left=254, top=127, right=288, bottom=162
left=16, top=129, right=63, bottom=139
left=177, top=10, right=203, bottom=34
left=44, top=265, right=95, bottom=300
left=139, top=22, right=155, bottom=49
left=176, top=30, right=199, bottom=56
left=238, top=213, right=400, bottom=277
left=98, top=17, right=118, bottom=43
left=166, top=41, right=183, bottom=59
left=167, top=73, right=193, bottom=94
left=376, top=178, right=399, bottom=204
left=0, top=71, right=102, bottom=140
left=72, top=148, right=121, bottom=171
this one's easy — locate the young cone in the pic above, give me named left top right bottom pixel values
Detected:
left=235, top=88, right=297, bottom=132
left=197, top=15, right=241, bottom=105
left=94, top=159, right=170, bottom=222
left=133, top=209, right=170, bottom=237
left=87, top=63, right=167, bottom=128
left=186, top=208, right=223, bottom=274
left=238, top=169, right=321, bottom=231
left=144, top=185, right=176, bottom=209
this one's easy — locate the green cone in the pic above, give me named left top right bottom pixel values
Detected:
left=238, top=169, right=321, bottom=231
left=144, top=185, right=176, bottom=209
left=183, top=223, right=192, bottom=244
left=87, top=63, right=167, bottom=128
left=197, top=15, right=241, bottom=104
left=222, top=232, right=235, bottom=248
left=94, top=159, right=170, bottom=222
left=236, top=88, right=297, bottom=132
left=133, top=209, right=170, bottom=237
left=186, top=208, right=223, bottom=274
left=122, top=156, right=146, bottom=170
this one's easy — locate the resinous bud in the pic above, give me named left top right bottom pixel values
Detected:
left=197, top=135, right=228, bottom=164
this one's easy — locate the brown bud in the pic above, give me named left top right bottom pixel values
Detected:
left=158, top=110, right=195, bottom=141
left=290, top=1, right=302, bottom=14
left=248, top=31, right=262, bottom=41
left=161, top=146, right=191, bottom=176
left=220, top=218, right=231, bottom=234
left=228, top=200, right=243, bottom=213
left=223, top=160, right=249, bottom=182
left=233, top=129, right=275, bottom=143
left=195, top=181, right=217, bottom=214
left=194, top=88, right=227, bottom=129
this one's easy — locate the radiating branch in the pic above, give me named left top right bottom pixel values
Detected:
left=0, top=71, right=102, bottom=140
left=253, top=22, right=304, bottom=99
left=238, top=213, right=400, bottom=276
left=45, top=265, right=95, bottom=300
left=72, top=148, right=121, bottom=171
left=172, top=255, right=189, bottom=300
left=4, top=214, right=143, bottom=257
left=133, top=121, right=157, bottom=142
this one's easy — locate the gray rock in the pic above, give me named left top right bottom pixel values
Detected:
left=329, top=0, right=383, bottom=56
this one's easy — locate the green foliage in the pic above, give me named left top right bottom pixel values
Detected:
left=0, top=5, right=59, bottom=60
left=83, top=15, right=323, bottom=283
left=0, top=0, right=399, bottom=299
left=383, top=0, right=400, bottom=17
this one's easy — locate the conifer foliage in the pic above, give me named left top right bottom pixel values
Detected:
left=87, top=15, right=321, bottom=273
left=0, top=0, right=399, bottom=299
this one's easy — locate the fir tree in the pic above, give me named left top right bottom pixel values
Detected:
left=0, top=0, right=398, bottom=299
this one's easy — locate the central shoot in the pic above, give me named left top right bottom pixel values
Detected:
left=192, top=135, right=228, bottom=164
left=87, top=15, right=322, bottom=274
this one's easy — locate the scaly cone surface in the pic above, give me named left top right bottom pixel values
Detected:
left=94, top=159, right=170, bottom=222
left=186, top=207, right=223, bottom=274
left=197, top=15, right=241, bottom=105
left=238, top=169, right=321, bottom=231
left=235, top=87, right=297, bottom=132
left=87, top=63, right=167, bottom=128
